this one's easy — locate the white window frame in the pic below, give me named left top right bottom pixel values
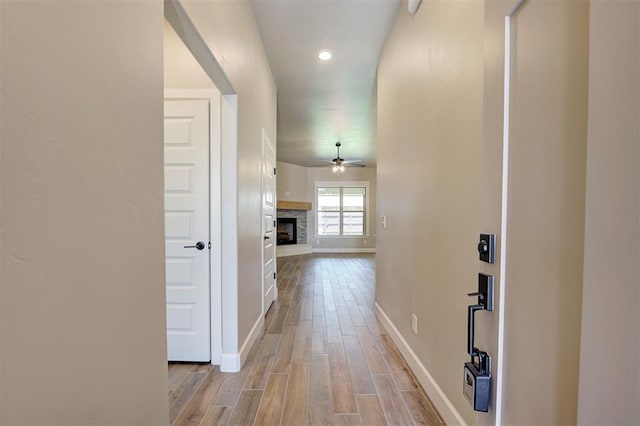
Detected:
left=314, top=180, right=370, bottom=238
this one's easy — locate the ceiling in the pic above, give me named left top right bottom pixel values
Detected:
left=252, top=0, right=400, bottom=167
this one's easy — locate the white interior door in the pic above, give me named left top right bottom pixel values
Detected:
left=262, top=130, right=277, bottom=313
left=164, top=99, right=211, bottom=362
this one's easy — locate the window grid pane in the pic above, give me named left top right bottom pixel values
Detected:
left=318, top=212, right=340, bottom=235
left=317, top=185, right=366, bottom=237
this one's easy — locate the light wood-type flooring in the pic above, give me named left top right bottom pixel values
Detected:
left=168, top=253, right=444, bottom=425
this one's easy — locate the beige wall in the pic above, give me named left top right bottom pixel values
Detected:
left=501, top=1, right=589, bottom=423
left=376, top=1, right=483, bottom=423
left=307, top=166, right=377, bottom=251
left=0, top=1, right=169, bottom=424
left=379, top=0, right=593, bottom=423
left=276, top=161, right=308, bottom=202
left=578, top=1, right=640, bottom=423
left=179, top=0, right=277, bottom=347
left=164, top=19, right=215, bottom=90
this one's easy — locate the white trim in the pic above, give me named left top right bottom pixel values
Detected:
left=261, top=129, right=277, bottom=316
left=164, top=0, right=235, bottom=94
left=496, top=2, right=527, bottom=423
left=164, top=1, right=241, bottom=370
left=313, top=248, right=376, bottom=254
left=277, top=243, right=313, bottom=258
left=164, top=89, right=223, bottom=365
left=219, top=314, right=265, bottom=373
left=221, top=94, right=239, bottom=357
left=219, top=352, right=240, bottom=373
left=375, top=303, right=466, bottom=426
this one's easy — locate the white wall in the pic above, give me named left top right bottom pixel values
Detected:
left=577, top=2, right=640, bottom=423
left=276, top=161, right=307, bottom=202
left=0, top=1, right=169, bottom=424
left=178, top=0, right=277, bottom=351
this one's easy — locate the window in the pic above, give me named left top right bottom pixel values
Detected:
left=317, top=183, right=367, bottom=236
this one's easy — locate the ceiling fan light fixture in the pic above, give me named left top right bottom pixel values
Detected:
left=318, top=49, right=332, bottom=61
left=339, top=165, right=345, bottom=172
left=332, top=165, right=339, bottom=173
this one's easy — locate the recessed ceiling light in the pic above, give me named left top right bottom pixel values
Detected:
left=318, top=49, right=332, bottom=61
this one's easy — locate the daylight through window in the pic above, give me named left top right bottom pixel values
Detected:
left=317, top=186, right=366, bottom=236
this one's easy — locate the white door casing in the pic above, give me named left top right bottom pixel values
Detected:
left=164, top=99, right=211, bottom=362
left=262, top=129, right=277, bottom=314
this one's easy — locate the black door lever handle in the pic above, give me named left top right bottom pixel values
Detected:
left=184, top=241, right=206, bottom=250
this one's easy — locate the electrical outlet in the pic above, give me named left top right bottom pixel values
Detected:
left=364, top=239, right=368, bottom=245
left=382, top=215, right=387, bottom=229
left=316, top=239, right=320, bottom=245
left=411, top=314, right=418, bottom=334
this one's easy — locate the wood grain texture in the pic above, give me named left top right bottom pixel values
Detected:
left=312, top=315, right=328, bottom=354
left=373, top=374, right=415, bottom=425
left=277, top=200, right=312, bottom=210
left=402, top=390, right=445, bottom=425
left=355, top=326, right=389, bottom=375
left=200, top=406, right=232, bottom=425
left=343, top=334, right=376, bottom=394
left=168, top=254, right=443, bottom=426
left=169, top=372, right=208, bottom=423
left=271, top=325, right=296, bottom=374
left=168, top=363, right=193, bottom=392
left=376, top=334, right=420, bottom=391
left=227, top=389, right=263, bottom=425
left=244, top=333, right=280, bottom=390
left=309, top=354, right=334, bottom=425
left=281, top=362, right=310, bottom=426
left=356, top=394, right=387, bottom=426
left=173, top=367, right=226, bottom=426
left=327, top=343, right=358, bottom=414
left=254, top=374, right=288, bottom=426
left=291, top=321, right=312, bottom=363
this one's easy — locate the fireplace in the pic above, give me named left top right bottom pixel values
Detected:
left=277, top=218, right=297, bottom=245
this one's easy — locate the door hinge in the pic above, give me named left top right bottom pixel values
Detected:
left=208, top=242, right=211, bottom=250
left=273, top=167, right=277, bottom=175
left=273, top=272, right=277, bottom=280
left=273, top=220, right=276, bottom=227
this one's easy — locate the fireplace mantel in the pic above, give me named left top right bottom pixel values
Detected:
left=277, top=200, right=312, bottom=210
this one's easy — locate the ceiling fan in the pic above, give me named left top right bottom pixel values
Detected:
left=312, top=142, right=366, bottom=173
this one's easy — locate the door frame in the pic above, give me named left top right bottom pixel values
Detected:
left=261, top=128, right=277, bottom=315
left=164, top=89, right=223, bottom=364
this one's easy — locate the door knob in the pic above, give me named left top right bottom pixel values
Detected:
left=264, top=235, right=270, bottom=240
left=184, top=241, right=206, bottom=250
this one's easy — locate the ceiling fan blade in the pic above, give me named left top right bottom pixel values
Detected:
left=341, top=159, right=362, bottom=164
left=308, top=164, right=333, bottom=167
left=344, top=163, right=366, bottom=168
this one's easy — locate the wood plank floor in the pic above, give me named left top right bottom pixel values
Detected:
left=169, top=253, right=444, bottom=426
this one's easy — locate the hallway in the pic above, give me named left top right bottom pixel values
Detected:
left=168, top=254, right=443, bottom=425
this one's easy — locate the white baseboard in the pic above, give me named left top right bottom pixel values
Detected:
left=374, top=302, right=466, bottom=426
left=241, top=314, right=265, bottom=366
left=277, top=243, right=313, bottom=257
left=219, top=352, right=240, bottom=373
left=219, top=314, right=264, bottom=373
left=312, top=248, right=376, bottom=253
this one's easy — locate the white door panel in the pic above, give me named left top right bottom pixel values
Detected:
left=262, top=130, right=277, bottom=313
left=164, top=99, right=211, bottom=362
